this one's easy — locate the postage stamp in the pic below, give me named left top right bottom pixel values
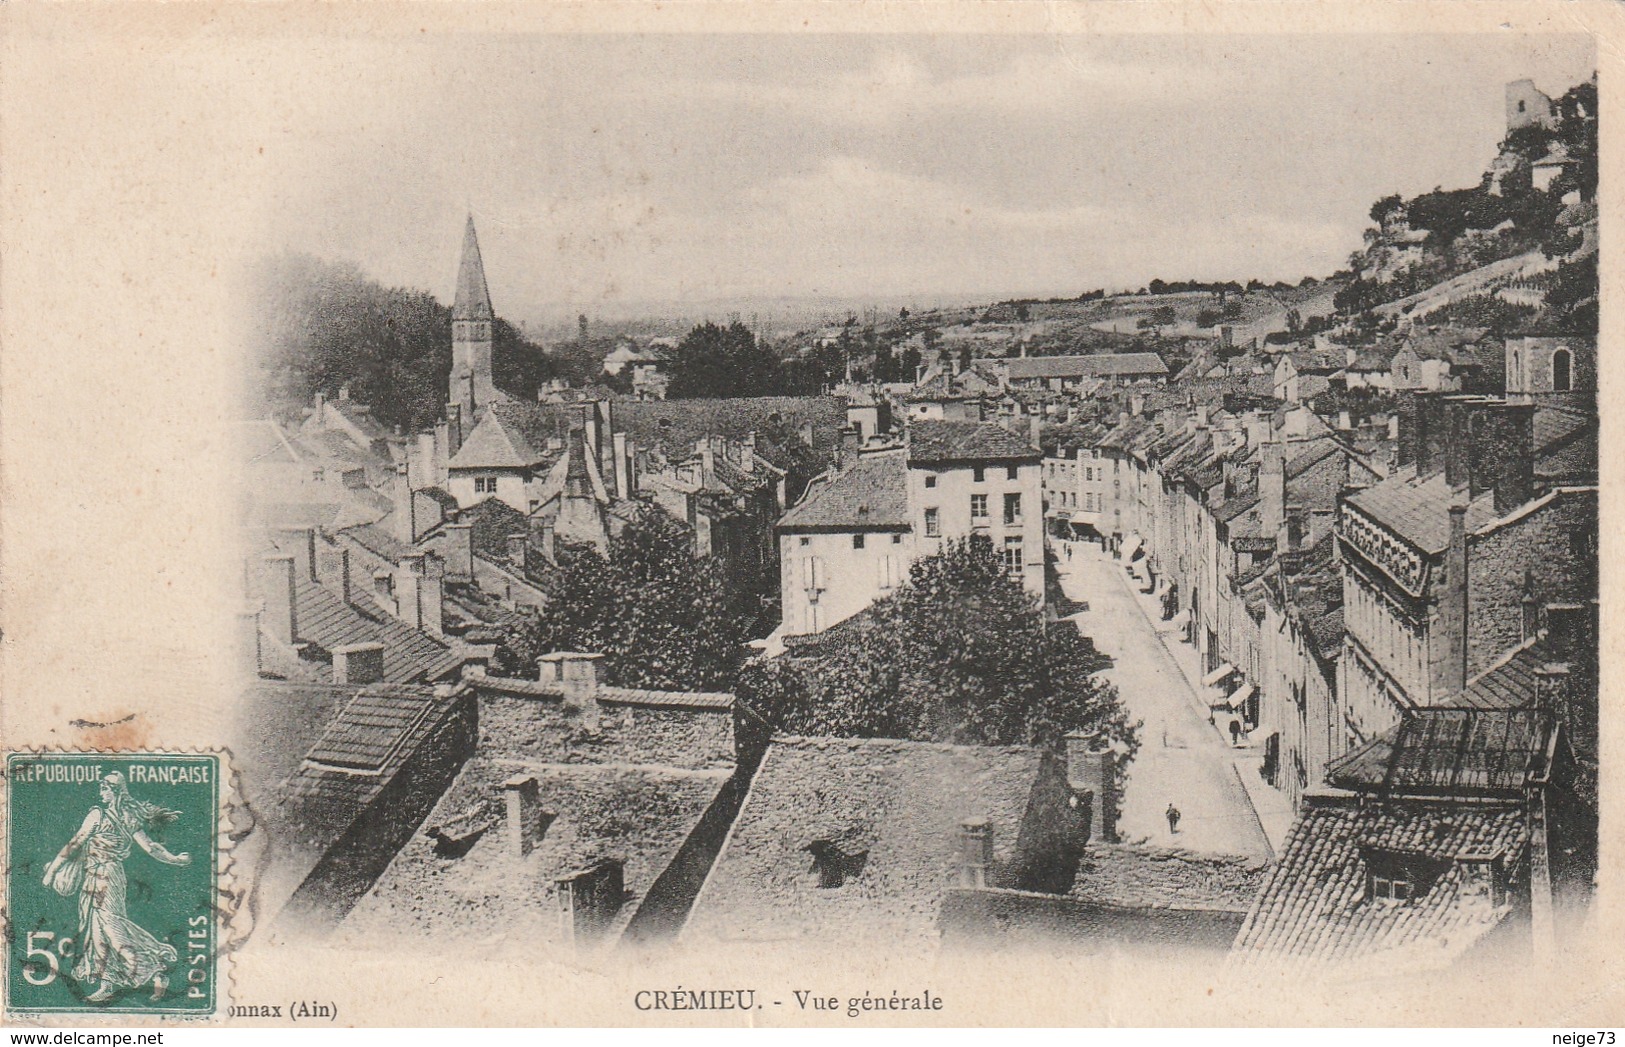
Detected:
left=6, top=752, right=221, bottom=1016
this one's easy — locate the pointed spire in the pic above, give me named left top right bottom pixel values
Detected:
left=453, top=214, right=494, bottom=322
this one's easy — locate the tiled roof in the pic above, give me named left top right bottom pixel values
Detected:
left=1213, top=493, right=1261, bottom=525
left=327, top=399, right=390, bottom=442
left=1455, top=639, right=1551, bottom=711
left=907, top=420, right=1038, bottom=463
left=336, top=758, right=729, bottom=953
left=449, top=407, right=548, bottom=470
left=1070, top=845, right=1270, bottom=912
left=1325, top=708, right=1552, bottom=795
left=454, top=496, right=531, bottom=562
left=1534, top=407, right=1597, bottom=482
left=1344, top=466, right=1497, bottom=555
left=339, top=523, right=415, bottom=564
left=304, top=685, right=445, bottom=772
left=1005, top=353, right=1168, bottom=380
left=1230, top=794, right=1528, bottom=972
left=1403, top=326, right=1490, bottom=364
left=616, top=397, right=846, bottom=464
left=778, top=453, right=909, bottom=532
left=281, top=683, right=464, bottom=849
left=683, top=736, right=1042, bottom=946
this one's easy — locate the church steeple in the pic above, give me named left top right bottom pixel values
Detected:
left=453, top=214, right=494, bottom=322
left=450, top=214, right=499, bottom=418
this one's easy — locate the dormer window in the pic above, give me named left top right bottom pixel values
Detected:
left=1362, top=846, right=1444, bottom=903
left=805, top=840, right=868, bottom=889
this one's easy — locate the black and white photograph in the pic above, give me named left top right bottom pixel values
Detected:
left=0, top=1, right=1616, bottom=1031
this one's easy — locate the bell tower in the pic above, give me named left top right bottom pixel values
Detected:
left=452, top=214, right=498, bottom=417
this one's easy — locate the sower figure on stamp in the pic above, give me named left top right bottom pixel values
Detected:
left=41, top=772, right=191, bottom=1002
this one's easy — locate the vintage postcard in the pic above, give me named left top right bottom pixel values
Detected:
left=0, top=0, right=1619, bottom=1028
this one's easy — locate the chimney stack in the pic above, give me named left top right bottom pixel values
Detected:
left=1467, top=401, right=1534, bottom=514
left=418, top=555, right=445, bottom=637
left=1065, top=733, right=1118, bottom=844
left=612, top=433, right=631, bottom=499
left=444, top=522, right=475, bottom=584
left=393, top=463, right=417, bottom=545
left=445, top=403, right=464, bottom=461
left=740, top=431, right=756, bottom=473
left=261, top=555, right=298, bottom=646
left=530, top=516, right=557, bottom=564
left=540, top=651, right=604, bottom=731
left=501, top=774, right=542, bottom=860
left=1432, top=503, right=1470, bottom=698
left=332, top=642, right=385, bottom=686
left=506, top=532, right=529, bottom=570
left=556, top=859, right=625, bottom=948
left=1259, top=442, right=1287, bottom=551
left=838, top=427, right=860, bottom=466
left=956, top=818, right=994, bottom=889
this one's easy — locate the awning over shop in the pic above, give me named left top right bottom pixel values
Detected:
left=1211, top=683, right=1255, bottom=710
left=1122, top=535, right=1144, bottom=561
left=1201, top=663, right=1237, bottom=688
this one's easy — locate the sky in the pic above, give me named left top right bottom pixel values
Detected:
left=260, top=32, right=1596, bottom=326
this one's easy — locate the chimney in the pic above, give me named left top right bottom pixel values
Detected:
left=1029, top=414, right=1042, bottom=451
left=1533, top=664, right=1572, bottom=715
left=1443, top=400, right=1475, bottom=490
left=1130, top=393, right=1145, bottom=417
left=698, top=437, right=716, bottom=478
left=584, top=405, right=601, bottom=464
left=955, top=818, right=994, bottom=889
left=1433, top=503, right=1470, bottom=698
left=338, top=383, right=350, bottom=401
left=501, top=774, right=542, bottom=859
left=1259, top=442, right=1287, bottom=551
left=336, top=547, right=353, bottom=605
left=741, top=431, right=756, bottom=473
left=418, top=555, right=445, bottom=638
left=394, top=556, right=423, bottom=632
left=612, top=433, right=631, bottom=499
left=1468, top=401, right=1534, bottom=514
left=445, top=403, right=464, bottom=461
left=838, top=427, right=860, bottom=466
left=1337, top=409, right=1352, bottom=431
left=799, top=421, right=815, bottom=447
left=261, top=555, right=298, bottom=646
left=506, top=532, right=529, bottom=570
left=415, top=431, right=440, bottom=490
left=237, top=606, right=262, bottom=677
left=393, top=463, right=417, bottom=545
left=444, top=522, right=475, bottom=583
left=530, top=516, right=557, bottom=564
left=540, top=651, right=603, bottom=731
left=1064, top=733, right=1118, bottom=844
left=332, top=642, right=385, bottom=686
left=1409, top=392, right=1449, bottom=479
left=372, top=569, right=392, bottom=602
left=556, top=859, right=625, bottom=948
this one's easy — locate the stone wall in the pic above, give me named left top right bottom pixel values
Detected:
left=477, top=690, right=736, bottom=770
left=1468, top=491, right=1596, bottom=677
left=938, top=887, right=1245, bottom=953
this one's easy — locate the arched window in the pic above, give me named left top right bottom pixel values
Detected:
left=1552, top=348, right=1572, bottom=392
left=1510, top=350, right=1521, bottom=387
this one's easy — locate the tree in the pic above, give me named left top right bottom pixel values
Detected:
left=665, top=320, right=787, bottom=399
left=533, top=510, right=756, bottom=691
left=1369, top=194, right=1404, bottom=226
left=737, top=539, right=1141, bottom=757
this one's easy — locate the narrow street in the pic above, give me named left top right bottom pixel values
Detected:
left=1056, top=542, right=1272, bottom=858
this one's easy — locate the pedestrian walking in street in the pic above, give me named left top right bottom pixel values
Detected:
left=1165, top=803, right=1181, bottom=835
left=1229, top=719, right=1243, bottom=746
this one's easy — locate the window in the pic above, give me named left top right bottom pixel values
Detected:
left=801, top=556, right=825, bottom=590
left=799, top=536, right=811, bottom=547
left=529, top=500, right=541, bottom=513
left=312, top=468, right=325, bottom=483
left=924, top=473, right=937, bottom=488
left=1552, top=348, right=1572, bottom=392
left=1004, top=493, right=1022, bottom=525
left=924, top=508, right=941, bottom=537
left=1085, top=467, right=1093, bottom=482
left=474, top=476, right=497, bottom=494
left=1002, top=536, right=1023, bottom=577
left=973, top=467, right=985, bottom=483
left=852, top=534, right=866, bottom=550
left=970, top=494, right=989, bottom=521
left=892, top=534, right=903, bottom=544
left=1007, top=465, right=1018, bottom=480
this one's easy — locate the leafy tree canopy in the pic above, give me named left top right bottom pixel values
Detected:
left=738, top=539, right=1141, bottom=758
left=666, top=320, right=792, bottom=399
left=533, top=509, right=757, bottom=691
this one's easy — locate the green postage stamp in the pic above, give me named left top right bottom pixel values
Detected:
left=6, top=752, right=221, bottom=1016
